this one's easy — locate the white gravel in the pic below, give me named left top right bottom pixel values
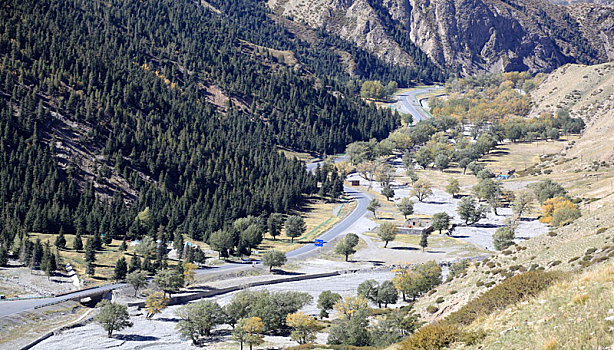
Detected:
left=347, top=167, right=548, bottom=252
left=34, top=270, right=399, bottom=350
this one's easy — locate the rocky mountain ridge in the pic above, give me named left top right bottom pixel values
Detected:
left=268, top=0, right=614, bottom=75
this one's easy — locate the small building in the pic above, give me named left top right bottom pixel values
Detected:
left=496, top=169, right=515, bottom=180
left=397, top=216, right=433, bottom=235
left=350, top=180, right=360, bottom=186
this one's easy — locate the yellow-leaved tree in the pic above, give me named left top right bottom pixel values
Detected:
left=333, top=295, right=369, bottom=320
left=182, top=261, right=197, bottom=286
left=145, top=291, right=169, bottom=319
left=286, top=311, right=320, bottom=344
left=233, top=317, right=264, bottom=350
left=540, top=197, right=580, bottom=226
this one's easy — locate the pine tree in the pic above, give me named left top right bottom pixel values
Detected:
left=73, top=234, right=83, bottom=251
left=420, top=232, right=429, bottom=252
left=54, top=228, right=66, bottom=249
left=93, top=233, right=102, bottom=251
left=114, top=257, right=128, bottom=281
left=86, top=261, right=96, bottom=276
left=129, top=255, right=141, bottom=273
left=84, top=237, right=96, bottom=262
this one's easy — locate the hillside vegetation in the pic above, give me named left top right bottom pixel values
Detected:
left=0, top=0, right=427, bottom=251
left=400, top=63, right=614, bottom=349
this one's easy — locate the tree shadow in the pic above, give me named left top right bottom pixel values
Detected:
left=366, top=260, right=385, bottom=266
left=489, top=150, right=510, bottom=156
left=473, top=223, right=505, bottom=228
left=272, top=270, right=304, bottom=276
left=114, top=334, right=159, bottom=341
left=390, top=247, right=419, bottom=251
left=427, top=250, right=446, bottom=254
left=450, top=235, right=470, bottom=239
left=426, top=201, right=448, bottom=205
left=155, top=317, right=180, bottom=323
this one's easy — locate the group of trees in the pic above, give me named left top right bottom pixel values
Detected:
left=0, top=0, right=423, bottom=264
left=175, top=290, right=312, bottom=345
left=320, top=282, right=418, bottom=347
left=360, top=80, right=398, bottom=100
left=314, top=163, right=345, bottom=202
left=208, top=214, right=305, bottom=259
left=392, top=261, right=442, bottom=302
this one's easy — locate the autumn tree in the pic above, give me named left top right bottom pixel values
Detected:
left=367, top=198, right=381, bottom=218
left=432, top=212, right=451, bottom=234
left=333, top=295, right=369, bottom=320
left=95, top=300, right=132, bottom=338
left=335, top=233, right=360, bottom=261
left=145, top=291, right=169, bottom=319
left=540, top=197, right=580, bottom=226
left=286, top=312, right=319, bottom=344
left=126, top=270, right=148, bottom=297
left=397, top=198, right=414, bottom=219
left=411, top=179, right=433, bottom=202
left=445, top=178, right=461, bottom=198
left=317, top=290, right=342, bottom=318
left=512, top=189, right=534, bottom=218
left=262, top=250, right=287, bottom=272
left=234, top=317, right=265, bottom=350
left=183, top=261, right=197, bottom=286
left=377, top=222, right=397, bottom=248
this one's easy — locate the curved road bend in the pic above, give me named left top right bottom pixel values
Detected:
left=1, top=93, right=429, bottom=318
left=395, top=86, right=443, bottom=123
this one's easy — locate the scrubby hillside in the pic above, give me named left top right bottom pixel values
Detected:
left=400, top=61, right=614, bottom=349
left=530, top=62, right=614, bottom=163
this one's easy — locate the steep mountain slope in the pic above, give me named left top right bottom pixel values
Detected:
left=269, top=0, right=614, bottom=74
left=0, top=0, right=413, bottom=245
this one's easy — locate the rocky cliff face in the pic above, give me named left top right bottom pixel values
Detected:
left=268, top=0, right=614, bottom=74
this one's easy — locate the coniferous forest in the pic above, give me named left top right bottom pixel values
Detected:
left=0, top=0, right=441, bottom=245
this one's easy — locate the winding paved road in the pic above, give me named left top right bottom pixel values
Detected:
left=1, top=88, right=434, bottom=318
left=395, top=86, right=443, bottom=123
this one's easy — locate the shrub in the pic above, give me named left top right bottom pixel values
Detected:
left=549, top=260, right=561, bottom=267
left=596, top=227, right=608, bottom=235
left=449, top=290, right=457, bottom=295
left=544, top=338, right=558, bottom=350
left=459, top=330, right=487, bottom=346
left=568, top=256, right=580, bottom=263
left=445, top=270, right=563, bottom=326
left=586, top=248, right=598, bottom=255
left=552, top=206, right=581, bottom=227
left=435, top=297, right=445, bottom=304
left=475, top=280, right=484, bottom=287
left=547, top=231, right=558, bottom=237
left=400, top=322, right=459, bottom=350
left=493, top=226, right=515, bottom=251
left=426, top=305, right=439, bottom=314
